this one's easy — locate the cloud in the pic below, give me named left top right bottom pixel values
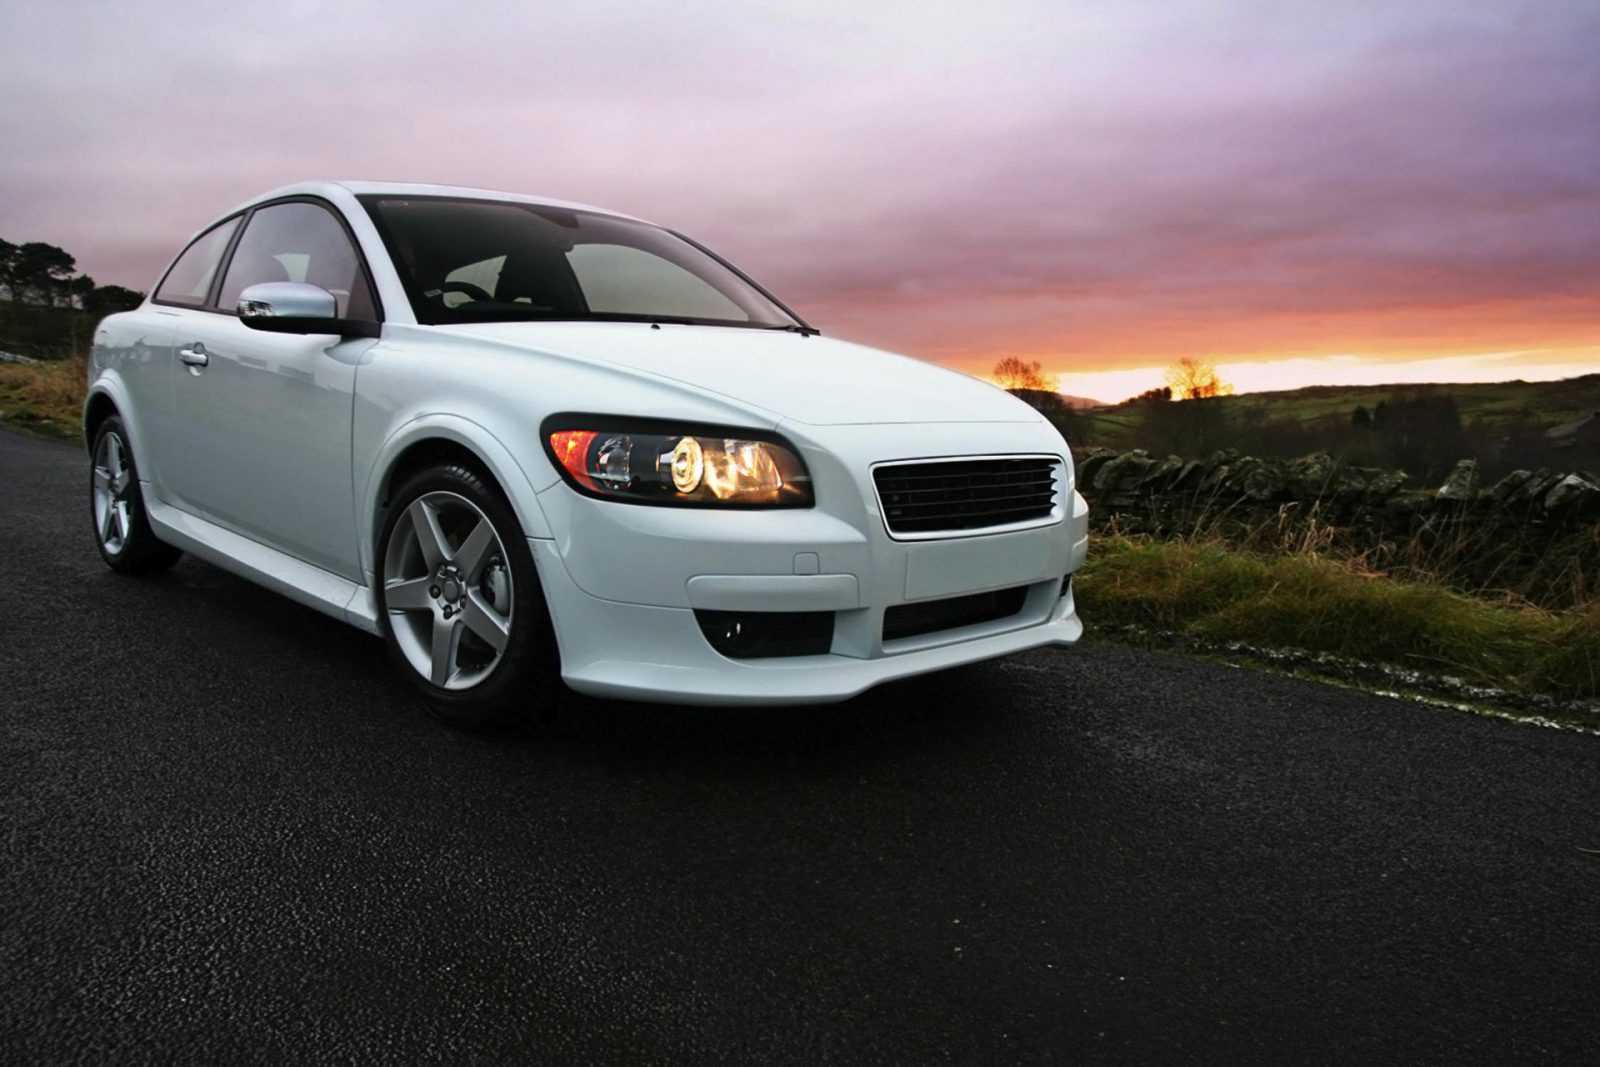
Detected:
left=2, top=0, right=1595, bottom=378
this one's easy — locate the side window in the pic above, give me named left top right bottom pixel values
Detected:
left=154, top=216, right=241, bottom=307
left=566, top=243, right=748, bottom=321
left=217, top=202, right=373, bottom=318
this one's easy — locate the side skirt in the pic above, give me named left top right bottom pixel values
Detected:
left=144, top=491, right=382, bottom=635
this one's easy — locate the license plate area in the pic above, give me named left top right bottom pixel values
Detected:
left=904, top=532, right=1050, bottom=600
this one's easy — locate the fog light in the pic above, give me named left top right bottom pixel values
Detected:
left=694, top=610, right=835, bottom=658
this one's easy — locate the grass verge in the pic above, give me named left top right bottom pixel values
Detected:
left=1077, top=534, right=1599, bottom=705
left=0, top=355, right=85, bottom=439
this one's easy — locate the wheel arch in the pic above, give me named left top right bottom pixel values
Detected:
left=82, top=376, right=151, bottom=474
left=83, top=390, right=119, bottom=452
left=362, top=416, right=554, bottom=580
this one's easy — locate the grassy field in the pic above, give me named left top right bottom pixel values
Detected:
left=0, top=354, right=85, bottom=438
left=1078, top=534, right=1598, bottom=708
left=1071, top=374, right=1600, bottom=452
left=0, top=303, right=97, bottom=437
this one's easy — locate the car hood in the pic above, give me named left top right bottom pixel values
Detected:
left=435, top=321, right=1040, bottom=426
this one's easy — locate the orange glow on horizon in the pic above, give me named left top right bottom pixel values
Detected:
left=957, top=348, right=1600, bottom=405
left=814, top=287, right=1600, bottom=404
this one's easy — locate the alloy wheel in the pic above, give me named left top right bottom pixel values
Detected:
left=383, top=491, right=515, bottom=690
left=92, top=431, right=134, bottom=555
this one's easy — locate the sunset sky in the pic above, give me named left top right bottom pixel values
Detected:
left=2, top=0, right=1595, bottom=402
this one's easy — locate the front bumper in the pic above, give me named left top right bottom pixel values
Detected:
left=531, top=535, right=1084, bottom=705
left=528, top=419, right=1090, bottom=704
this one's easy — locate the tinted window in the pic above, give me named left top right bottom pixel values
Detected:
left=218, top=202, right=371, bottom=318
left=568, top=243, right=745, bottom=320
left=443, top=255, right=506, bottom=308
left=154, top=216, right=240, bottom=306
left=360, top=196, right=798, bottom=329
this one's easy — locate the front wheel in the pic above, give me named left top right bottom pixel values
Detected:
left=377, top=463, right=561, bottom=730
left=90, top=416, right=182, bottom=574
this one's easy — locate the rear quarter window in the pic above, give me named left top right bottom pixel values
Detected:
left=154, top=216, right=241, bottom=307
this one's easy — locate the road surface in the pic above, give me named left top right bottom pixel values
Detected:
left=2, top=426, right=1597, bottom=1063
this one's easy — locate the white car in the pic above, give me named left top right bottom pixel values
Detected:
left=86, top=181, right=1087, bottom=727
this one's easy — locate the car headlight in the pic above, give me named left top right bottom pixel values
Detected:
left=542, top=416, right=813, bottom=507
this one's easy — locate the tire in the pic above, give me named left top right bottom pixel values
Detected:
left=90, top=416, right=182, bottom=575
left=376, top=462, right=561, bottom=730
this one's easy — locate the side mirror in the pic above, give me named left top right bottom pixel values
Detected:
left=237, top=282, right=379, bottom=339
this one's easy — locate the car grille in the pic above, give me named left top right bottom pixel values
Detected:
left=873, top=457, right=1059, bottom=535
left=883, top=585, right=1030, bottom=642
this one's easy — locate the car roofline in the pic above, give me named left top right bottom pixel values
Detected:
left=219, top=180, right=655, bottom=227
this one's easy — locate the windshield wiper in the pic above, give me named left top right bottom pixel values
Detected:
left=770, top=323, right=820, bottom=336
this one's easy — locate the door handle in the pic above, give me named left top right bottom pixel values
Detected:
left=178, top=343, right=209, bottom=367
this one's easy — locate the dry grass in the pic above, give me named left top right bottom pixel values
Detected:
left=1078, top=532, right=1598, bottom=702
left=0, top=355, right=86, bottom=438
left=1103, top=494, right=1599, bottom=612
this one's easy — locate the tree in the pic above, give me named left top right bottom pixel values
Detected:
left=13, top=242, right=76, bottom=305
left=1164, top=357, right=1234, bottom=400
left=67, top=274, right=96, bottom=308
left=0, top=238, right=17, bottom=300
left=992, top=357, right=1057, bottom=393
left=1128, top=385, right=1172, bottom=404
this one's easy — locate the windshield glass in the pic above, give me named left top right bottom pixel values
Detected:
left=358, top=195, right=801, bottom=329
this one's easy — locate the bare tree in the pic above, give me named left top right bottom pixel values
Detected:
left=992, top=357, right=1057, bottom=392
left=1164, top=357, right=1234, bottom=400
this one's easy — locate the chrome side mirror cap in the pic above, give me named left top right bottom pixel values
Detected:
left=237, top=282, right=378, bottom=339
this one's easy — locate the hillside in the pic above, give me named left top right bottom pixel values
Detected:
left=1069, top=374, right=1600, bottom=454
left=1220, top=375, right=1600, bottom=431
left=1059, top=393, right=1103, bottom=410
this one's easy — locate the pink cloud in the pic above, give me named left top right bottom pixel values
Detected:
left=2, top=1, right=1594, bottom=382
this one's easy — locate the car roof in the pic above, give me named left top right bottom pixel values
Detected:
left=230, top=179, right=653, bottom=225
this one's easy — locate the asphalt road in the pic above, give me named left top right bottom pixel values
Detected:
left=3, top=426, right=1598, bottom=1064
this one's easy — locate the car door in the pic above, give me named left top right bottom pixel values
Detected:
left=169, top=199, right=378, bottom=582
left=139, top=213, right=243, bottom=497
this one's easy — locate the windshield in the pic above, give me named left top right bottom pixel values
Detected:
left=358, top=195, right=802, bottom=329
